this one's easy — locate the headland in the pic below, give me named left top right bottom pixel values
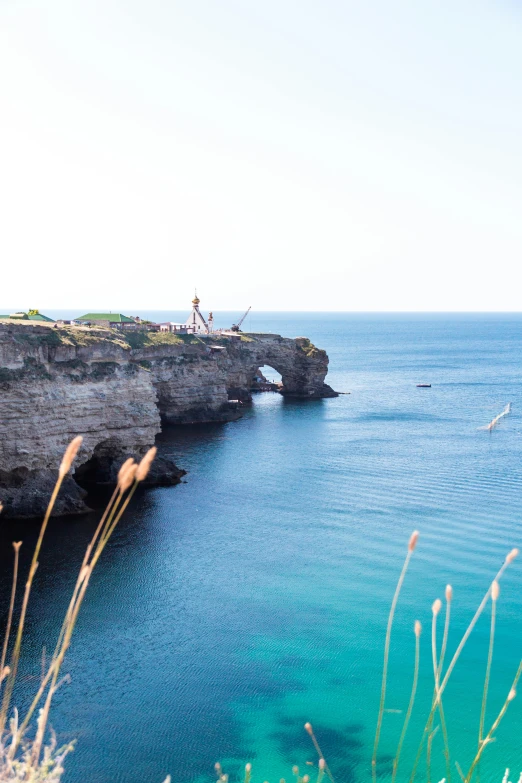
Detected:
left=0, top=321, right=337, bottom=517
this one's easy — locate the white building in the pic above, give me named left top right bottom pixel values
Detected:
left=159, top=322, right=189, bottom=333
left=185, top=294, right=213, bottom=334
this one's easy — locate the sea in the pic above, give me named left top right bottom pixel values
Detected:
left=1, top=312, right=522, bottom=783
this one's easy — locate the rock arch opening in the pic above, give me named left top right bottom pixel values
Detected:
left=251, top=365, right=283, bottom=394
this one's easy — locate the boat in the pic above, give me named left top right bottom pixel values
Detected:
left=416, top=383, right=431, bottom=388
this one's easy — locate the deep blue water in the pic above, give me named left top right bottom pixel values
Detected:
left=1, top=313, right=522, bottom=783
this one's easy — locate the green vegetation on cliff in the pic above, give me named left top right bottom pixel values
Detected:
left=296, top=337, right=322, bottom=358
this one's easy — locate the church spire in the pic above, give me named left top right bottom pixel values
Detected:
left=186, top=291, right=208, bottom=333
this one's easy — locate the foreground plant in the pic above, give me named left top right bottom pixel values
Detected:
left=0, top=439, right=157, bottom=782
left=370, top=534, right=521, bottom=783
left=2, top=469, right=521, bottom=783
left=214, top=531, right=521, bottom=783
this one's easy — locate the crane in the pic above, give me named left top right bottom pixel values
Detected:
left=231, top=306, right=251, bottom=332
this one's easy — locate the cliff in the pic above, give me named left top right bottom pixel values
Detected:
left=0, top=323, right=337, bottom=517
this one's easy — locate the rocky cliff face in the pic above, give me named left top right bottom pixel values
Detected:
left=0, top=324, right=337, bottom=517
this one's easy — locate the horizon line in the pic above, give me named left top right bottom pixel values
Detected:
left=3, top=307, right=522, bottom=316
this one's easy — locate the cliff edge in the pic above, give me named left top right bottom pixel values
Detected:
left=0, top=323, right=337, bottom=517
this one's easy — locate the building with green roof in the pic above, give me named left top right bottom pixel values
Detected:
left=76, top=313, right=138, bottom=329
left=0, top=310, right=54, bottom=322
left=77, top=313, right=136, bottom=323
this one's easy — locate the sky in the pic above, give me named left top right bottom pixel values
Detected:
left=1, top=0, right=522, bottom=312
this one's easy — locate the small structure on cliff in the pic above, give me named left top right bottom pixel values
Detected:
left=76, top=313, right=139, bottom=329
left=159, top=322, right=190, bottom=333
left=0, top=309, right=54, bottom=323
left=185, top=293, right=210, bottom=334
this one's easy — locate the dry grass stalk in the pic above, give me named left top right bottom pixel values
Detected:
left=0, top=438, right=156, bottom=778
left=119, top=462, right=137, bottom=493
left=372, top=530, right=419, bottom=782
left=437, top=550, right=517, bottom=702
left=464, top=662, right=522, bottom=783
left=304, top=723, right=334, bottom=783
left=501, top=769, right=522, bottom=783
left=409, top=547, right=519, bottom=783
left=478, top=581, right=499, bottom=750
left=437, top=585, right=453, bottom=783
left=426, top=725, right=440, bottom=782
left=437, top=586, right=452, bottom=679
left=229, top=762, right=325, bottom=783
left=0, top=436, right=83, bottom=733
left=11, top=480, right=126, bottom=747
left=0, top=543, right=21, bottom=677
left=26, top=465, right=144, bottom=764
left=118, top=457, right=135, bottom=483
left=428, top=597, right=451, bottom=783
left=316, top=758, right=325, bottom=783
left=392, top=620, right=421, bottom=783
left=136, top=446, right=157, bottom=482
left=58, top=436, right=83, bottom=478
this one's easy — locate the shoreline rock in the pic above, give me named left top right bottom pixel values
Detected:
left=0, top=324, right=337, bottom=518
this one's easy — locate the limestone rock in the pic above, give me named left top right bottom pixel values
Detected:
left=0, top=324, right=337, bottom=517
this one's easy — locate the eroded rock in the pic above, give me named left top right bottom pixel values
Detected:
left=0, top=324, right=337, bottom=517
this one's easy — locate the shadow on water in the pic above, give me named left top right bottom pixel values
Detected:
left=270, top=716, right=365, bottom=782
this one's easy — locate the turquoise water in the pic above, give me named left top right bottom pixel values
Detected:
left=1, top=313, right=522, bottom=783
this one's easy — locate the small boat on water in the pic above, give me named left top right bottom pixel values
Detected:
left=416, top=383, right=431, bottom=388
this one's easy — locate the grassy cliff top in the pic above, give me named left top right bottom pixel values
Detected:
left=0, top=322, right=130, bottom=349
left=0, top=322, right=254, bottom=351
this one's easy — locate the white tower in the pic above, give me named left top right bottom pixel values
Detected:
left=185, top=292, right=209, bottom=334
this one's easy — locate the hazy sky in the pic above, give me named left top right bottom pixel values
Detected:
left=1, top=1, right=522, bottom=312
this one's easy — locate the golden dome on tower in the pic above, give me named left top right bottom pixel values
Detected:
left=192, top=291, right=200, bottom=305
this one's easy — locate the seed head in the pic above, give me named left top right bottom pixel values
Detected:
left=59, top=436, right=83, bottom=478
left=13, top=541, right=22, bottom=552
left=508, top=688, right=517, bottom=701
left=292, top=767, right=299, bottom=776
left=215, top=764, right=221, bottom=773
left=408, top=530, right=419, bottom=552
left=118, top=458, right=135, bottom=482
left=136, top=446, right=157, bottom=482
left=506, top=548, right=519, bottom=564
left=1, top=666, right=10, bottom=682
left=119, top=463, right=137, bottom=492
left=303, top=776, right=310, bottom=782
left=304, top=722, right=313, bottom=735
left=432, top=599, right=442, bottom=616
left=414, top=620, right=422, bottom=637
left=245, top=764, right=252, bottom=773
left=319, top=760, right=326, bottom=771
left=491, top=580, right=500, bottom=601
left=445, top=584, right=453, bottom=602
